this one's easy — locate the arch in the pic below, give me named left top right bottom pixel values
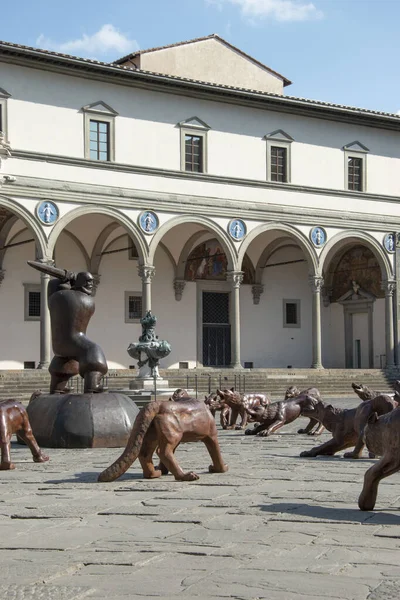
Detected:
left=176, top=231, right=211, bottom=280
left=238, top=223, right=318, bottom=275
left=47, top=205, right=148, bottom=264
left=95, top=233, right=177, bottom=273
left=319, top=230, right=393, bottom=284
left=0, top=195, right=47, bottom=258
left=90, top=222, right=120, bottom=274
left=148, top=215, right=237, bottom=270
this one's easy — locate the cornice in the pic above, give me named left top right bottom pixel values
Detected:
left=11, top=148, right=400, bottom=206
left=2, top=170, right=400, bottom=233
left=1, top=46, right=400, bottom=131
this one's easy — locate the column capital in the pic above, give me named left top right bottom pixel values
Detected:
left=381, top=279, right=396, bottom=297
left=173, top=279, right=186, bottom=301
left=138, top=265, right=155, bottom=282
left=227, top=270, right=244, bottom=289
left=37, top=257, right=55, bottom=266
left=308, top=275, right=324, bottom=293
left=92, top=273, right=101, bottom=297
left=251, top=284, right=264, bottom=305
left=0, top=269, right=5, bottom=287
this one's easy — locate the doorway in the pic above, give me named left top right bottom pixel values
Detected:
left=202, top=291, right=231, bottom=366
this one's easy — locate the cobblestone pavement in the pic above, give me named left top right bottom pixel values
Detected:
left=1, top=396, right=400, bottom=600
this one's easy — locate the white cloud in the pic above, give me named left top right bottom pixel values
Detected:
left=207, top=0, right=323, bottom=22
left=36, top=24, right=139, bottom=60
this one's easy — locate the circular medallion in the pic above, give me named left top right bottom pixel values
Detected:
left=36, top=201, right=59, bottom=226
left=228, top=219, right=246, bottom=241
left=310, top=226, right=327, bottom=248
left=383, top=232, right=396, bottom=253
left=139, top=211, right=159, bottom=235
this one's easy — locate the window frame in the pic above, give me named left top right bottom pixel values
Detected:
left=179, top=117, right=210, bottom=174
left=265, top=130, right=293, bottom=183
left=0, top=87, right=11, bottom=142
left=343, top=141, right=369, bottom=192
left=24, top=283, right=41, bottom=322
left=82, top=101, right=118, bottom=162
left=283, top=299, right=301, bottom=328
left=124, top=291, right=143, bottom=323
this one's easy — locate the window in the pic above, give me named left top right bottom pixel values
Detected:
left=343, top=141, right=369, bottom=192
left=185, top=134, right=203, bottom=172
left=24, top=284, right=41, bottom=321
left=125, top=292, right=142, bottom=323
left=89, top=120, right=110, bottom=161
left=82, top=101, right=118, bottom=162
left=0, top=87, right=11, bottom=144
left=265, top=130, right=293, bottom=183
left=271, top=146, right=287, bottom=182
left=179, top=116, right=210, bottom=173
left=283, top=299, right=300, bottom=328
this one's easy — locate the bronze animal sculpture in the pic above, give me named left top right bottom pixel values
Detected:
left=216, top=388, right=269, bottom=429
left=169, top=388, right=190, bottom=401
left=343, top=395, right=398, bottom=459
left=98, top=398, right=228, bottom=482
left=284, top=386, right=324, bottom=435
left=28, top=261, right=108, bottom=394
left=358, top=406, right=400, bottom=510
left=204, top=393, right=232, bottom=429
left=299, top=396, right=397, bottom=458
left=352, top=383, right=382, bottom=401
left=244, top=393, right=317, bottom=437
left=0, top=399, right=49, bottom=470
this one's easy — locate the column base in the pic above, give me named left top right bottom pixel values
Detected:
left=311, top=363, right=324, bottom=369
left=229, top=363, right=244, bottom=369
left=37, top=362, right=50, bottom=370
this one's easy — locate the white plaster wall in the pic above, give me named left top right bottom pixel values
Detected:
left=138, top=38, right=285, bottom=94
left=2, top=61, right=400, bottom=196
left=241, top=246, right=313, bottom=367
left=373, top=298, right=386, bottom=368
left=322, top=302, right=345, bottom=367
left=0, top=231, right=40, bottom=368
left=54, top=232, right=88, bottom=273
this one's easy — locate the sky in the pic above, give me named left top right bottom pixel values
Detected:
left=1, top=0, right=400, bottom=114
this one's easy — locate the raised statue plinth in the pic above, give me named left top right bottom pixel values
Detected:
left=26, top=261, right=139, bottom=448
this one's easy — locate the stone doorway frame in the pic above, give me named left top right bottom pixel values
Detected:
left=338, top=287, right=376, bottom=368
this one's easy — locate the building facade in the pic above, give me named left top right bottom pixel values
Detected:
left=0, top=35, right=399, bottom=371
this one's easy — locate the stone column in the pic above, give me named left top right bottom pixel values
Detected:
left=309, top=275, right=324, bottom=369
left=138, top=265, right=155, bottom=315
left=394, top=235, right=400, bottom=365
left=37, top=259, right=53, bottom=369
left=382, top=279, right=396, bottom=368
left=227, top=271, right=244, bottom=369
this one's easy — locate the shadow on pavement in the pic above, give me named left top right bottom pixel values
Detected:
left=259, top=502, right=400, bottom=525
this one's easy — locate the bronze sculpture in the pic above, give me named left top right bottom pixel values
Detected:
left=0, top=399, right=49, bottom=469
left=204, top=392, right=232, bottom=429
left=216, top=388, right=270, bottom=430
left=244, top=393, right=316, bottom=437
left=27, top=261, right=108, bottom=393
left=358, top=405, right=400, bottom=510
left=284, top=386, right=324, bottom=435
left=127, top=311, right=171, bottom=379
left=98, top=398, right=228, bottom=482
left=25, top=261, right=139, bottom=449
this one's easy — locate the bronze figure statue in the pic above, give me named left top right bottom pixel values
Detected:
left=0, top=399, right=49, bottom=469
left=28, top=261, right=108, bottom=394
left=358, top=405, right=400, bottom=510
left=244, top=393, right=316, bottom=437
left=98, top=398, right=228, bottom=482
left=127, top=311, right=171, bottom=378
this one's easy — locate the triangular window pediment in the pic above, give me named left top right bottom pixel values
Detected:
left=0, top=87, right=11, bottom=98
left=81, top=101, right=118, bottom=116
left=338, top=283, right=375, bottom=304
left=178, top=116, right=210, bottom=130
left=264, top=129, right=294, bottom=142
left=343, top=140, right=369, bottom=153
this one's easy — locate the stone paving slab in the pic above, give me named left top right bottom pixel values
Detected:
left=1, top=396, right=400, bottom=599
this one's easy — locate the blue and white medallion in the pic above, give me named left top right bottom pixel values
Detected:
left=228, top=219, right=246, bottom=241
left=36, top=201, right=59, bottom=226
left=139, top=211, right=159, bottom=235
left=310, top=226, right=327, bottom=248
left=383, top=232, right=396, bottom=253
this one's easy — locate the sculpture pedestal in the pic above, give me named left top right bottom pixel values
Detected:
left=26, top=392, right=139, bottom=448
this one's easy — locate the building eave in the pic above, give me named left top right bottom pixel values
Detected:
left=1, top=41, right=400, bottom=132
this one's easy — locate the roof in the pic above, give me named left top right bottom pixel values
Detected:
left=113, top=33, right=292, bottom=87
left=0, top=39, right=400, bottom=131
